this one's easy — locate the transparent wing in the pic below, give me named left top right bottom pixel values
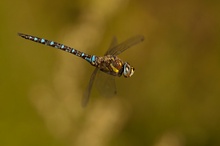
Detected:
left=82, top=37, right=118, bottom=106
left=92, top=36, right=118, bottom=97
left=95, top=71, right=117, bottom=98
left=105, top=36, right=118, bottom=55
left=107, top=35, right=144, bottom=55
left=82, top=68, right=99, bottom=107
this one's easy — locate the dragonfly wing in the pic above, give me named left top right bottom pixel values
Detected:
left=95, top=71, right=117, bottom=98
left=105, top=36, right=118, bottom=55
left=82, top=36, right=118, bottom=106
left=108, top=35, right=144, bottom=55
left=82, top=68, right=99, bottom=107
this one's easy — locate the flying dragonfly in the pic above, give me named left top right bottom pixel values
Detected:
left=18, top=33, right=144, bottom=106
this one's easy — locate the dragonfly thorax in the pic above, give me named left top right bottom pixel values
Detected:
left=95, top=55, right=134, bottom=77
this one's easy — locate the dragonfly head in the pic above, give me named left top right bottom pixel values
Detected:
left=123, top=62, right=135, bottom=78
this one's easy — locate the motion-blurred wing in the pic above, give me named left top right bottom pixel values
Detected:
left=95, top=71, right=117, bottom=98
left=82, top=68, right=99, bottom=107
left=105, top=36, right=118, bottom=55
left=107, top=35, right=144, bottom=55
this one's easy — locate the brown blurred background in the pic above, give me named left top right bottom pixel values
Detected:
left=1, top=0, right=220, bottom=146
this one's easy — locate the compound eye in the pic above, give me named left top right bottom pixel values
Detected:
left=123, top=63, right=134, bottom=78
left=125, top=66, right=129, bottom=72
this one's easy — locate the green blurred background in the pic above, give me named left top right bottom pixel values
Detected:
left=1, top=0, right=220, bottom=146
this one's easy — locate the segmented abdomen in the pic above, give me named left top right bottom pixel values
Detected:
left=18, top=33, right=96, bottom=64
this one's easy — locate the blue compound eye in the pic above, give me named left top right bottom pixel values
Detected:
left=123, top=62, right=135, bottom=78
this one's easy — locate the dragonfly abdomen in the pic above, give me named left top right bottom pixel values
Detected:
left=18, top=33, right=96, bottom=65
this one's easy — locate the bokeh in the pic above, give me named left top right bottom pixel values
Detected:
left=1, top=0, right=220, bottom=146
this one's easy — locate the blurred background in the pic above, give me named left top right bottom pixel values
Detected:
left=1, top=0, right=220, bottom=146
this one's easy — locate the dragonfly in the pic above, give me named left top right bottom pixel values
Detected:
left=18, top=33, right=144, bottom=106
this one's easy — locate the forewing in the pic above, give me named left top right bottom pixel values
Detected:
left=105, top=36, right=118, bottom=55
left=108, top=35, right=144, bottom=55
